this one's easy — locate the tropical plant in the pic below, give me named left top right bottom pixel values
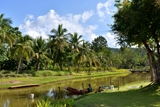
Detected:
left=48, top=24, right=69, bottom=70
left=68, top=32, right=83, bottom=71
left=33, top=36, right=50, bottom=70
left=35, top=97, right=74, bottom=107
left=11, top=35, right=34, bottom=74
left=0, top=14, right=19, bottom=47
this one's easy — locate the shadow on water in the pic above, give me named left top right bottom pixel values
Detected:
left=0, top=72, right=150, bottom=107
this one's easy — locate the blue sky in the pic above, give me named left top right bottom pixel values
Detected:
left=0, top=0, right=118, bottom=48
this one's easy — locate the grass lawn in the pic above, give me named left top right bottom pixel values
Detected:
left=74, top=82, right=160, bottom=107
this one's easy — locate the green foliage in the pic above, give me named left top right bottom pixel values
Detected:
left=35, top=97, right=74, bottom=107
left=33, top=70, right=55, bottom=77
left=91, top=36, right=108, bottom=53
left=0, top=46, right=8, bottom=62
left=33, top=70, right=71, bottom=77
left=57, top=71, right=71, bottom=76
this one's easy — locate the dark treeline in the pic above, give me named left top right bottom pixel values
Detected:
left=0, top=14, right=148, bottom=74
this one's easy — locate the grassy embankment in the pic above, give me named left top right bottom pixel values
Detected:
left=0, top=68, right=130, bottom=89
left=74, top=82, right=160, bottom=107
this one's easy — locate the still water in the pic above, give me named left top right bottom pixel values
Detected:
left=0, top=72, right=150, bottom=107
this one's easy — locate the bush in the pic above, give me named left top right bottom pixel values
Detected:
left=33, top=70, right=55, bottom=77
left=35, top=96, right=74, bottom=107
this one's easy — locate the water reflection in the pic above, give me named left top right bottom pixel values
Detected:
left=3, top=99, right=10, bottom=107
left=0, top=72, right=150, bottom=107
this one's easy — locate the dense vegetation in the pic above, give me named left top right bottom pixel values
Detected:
left=0, top=14, right=148, bottom=77
left=111, top=0, right=160, bottom=83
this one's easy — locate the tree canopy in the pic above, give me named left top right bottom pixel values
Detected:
left=112, top=0, right=160, bottom=83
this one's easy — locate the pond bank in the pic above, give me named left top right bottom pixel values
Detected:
left=0, top=70, right=131, bottom=89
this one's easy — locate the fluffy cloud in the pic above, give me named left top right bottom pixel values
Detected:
left=19, top=5, right=117, bottom=48
left=97, top=0, right=115, bottom=18
left=19, top=9, right=96, bottom=41
left=103, top=32, right=119, bottom=48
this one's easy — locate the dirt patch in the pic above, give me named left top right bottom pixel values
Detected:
left=0, top=80, right=21, bottom=84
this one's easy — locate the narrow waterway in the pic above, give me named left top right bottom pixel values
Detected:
left=0, top=72, right=150, bottom=107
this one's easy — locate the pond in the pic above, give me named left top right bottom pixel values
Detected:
left=0, top=72, right=150, bottom=107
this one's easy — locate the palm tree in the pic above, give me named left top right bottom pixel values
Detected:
left=12, top=35, right=34, bottom=74
left=33, top=36, right=50, bottom=70
left=74, top=41, right=90, bottom=72
left=68, top=32, right=83, bottom=70
left=48, top=24, right=69, bottom=70
left=87, top=50, right=100, bottom=73
left=69, top=32, right=83, bottom=53
left=0, top=14, right=18, bottom=47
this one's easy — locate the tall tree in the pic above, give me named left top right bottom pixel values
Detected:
left=69, top=32, right=83, bottom=53
left=0, top=14, right=18, bottom=47
left=49, top=24, right=69, bottom=70
left=68, top=32, right=83, bottom=70
left=91, top=36, right=112, bottom=70
left=12, top=35, right=34, bottom=74
left=0, top=46, right=8, bottom=71
left=91, top=36, right=108, bottom=53
left=111, top=0, right=160, bottom=83
left=75, top=41, right=90, bottom=72
left=33, top=36, right=50, bottom=70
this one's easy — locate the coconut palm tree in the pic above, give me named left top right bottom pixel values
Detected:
left=69, top=32, right=83, bottom=53
left=87, top=50, right=100, bottom=73
left=11, top=35, right=34, bottom=74
left=0, top=14, right=18, bottom=47
left=48, top=24, right=69, bottom=70
left=68, top=32, right=83, bottom=70
left=33, top=36, right=50, bottom=70
left=74, top=41, right=91, bottom=72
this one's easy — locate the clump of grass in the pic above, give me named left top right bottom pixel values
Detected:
left=35, top=96, right=74, bottom=107
left=33, top=70, right=55, bottom=77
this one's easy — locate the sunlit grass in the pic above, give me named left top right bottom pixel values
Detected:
left=74, top=82, right=160, bottom=107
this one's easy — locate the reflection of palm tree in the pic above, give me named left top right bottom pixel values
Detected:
left=33, top=36, right=50, bottom=70
left=49, top=24, right=69, bottom=70
left=12, top=35, right=34, bottom=74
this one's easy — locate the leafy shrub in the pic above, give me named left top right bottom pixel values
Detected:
left=57, top=71, right=71, bottom=76
left=35, top=97, right=74, bottom=107
left=33, top=70, right=54, bottom=77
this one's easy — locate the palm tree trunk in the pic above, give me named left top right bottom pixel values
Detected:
left=36, top=58, right=40, bottom=71
left=17, top=53, right=23, bottom=74
left=68, top=61, right=71, bottom=71
left=0, top=62, right=1, bottom=71
left=59, top=61, right=63, bottom=71
left=53, top=50, right=59, bottom=70
left=45, top=62, right=48, bottom=70
left=89, top=64, right=91, bottom=73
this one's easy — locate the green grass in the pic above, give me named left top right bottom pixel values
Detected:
left=74, top=82, right=160, bottom=107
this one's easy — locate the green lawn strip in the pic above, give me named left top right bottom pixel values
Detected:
left=0, top=70, right=130, bottom=89
left=74, top=82, right=160, bottom=107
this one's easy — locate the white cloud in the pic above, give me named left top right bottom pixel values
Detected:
left=19, top=9, right=96, bottom=41
left=81, top=11, right=94, bottom=23
left=19, top=8, right=118, bottom=48
left=102, top=32, right=119, bottom=48
left=97, top=0, right=115, bottom=18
